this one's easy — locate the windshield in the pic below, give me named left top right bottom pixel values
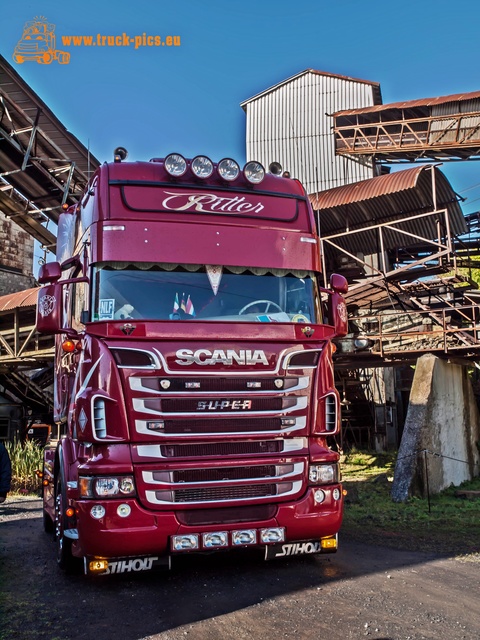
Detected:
left=91, top=263, right=321, bottom=323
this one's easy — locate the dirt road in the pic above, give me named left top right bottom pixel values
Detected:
left=1, top=497, right=479, bottom=640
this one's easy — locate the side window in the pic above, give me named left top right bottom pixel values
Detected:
left=70, top=275, right=88, bottom=333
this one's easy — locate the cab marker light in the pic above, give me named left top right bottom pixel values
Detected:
left=65, top=507, right=75, bottom=518
left=300, top=237, right=317, bottom=244
left=62, top=340, right=76, bottom=353
left=104, top=225, right=125, bottom=231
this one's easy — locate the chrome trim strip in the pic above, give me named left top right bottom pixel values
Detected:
left=142, top=462, right=304, bottom=486
left=145, top=480, right=303, bottom=505
left=135, top=416, right=306, bottom=438
left=152, top=346, right=294, bottom=376
left=110, top=347, right=161, bottom=370
left=135, top=437, right=308, bottom=458
left=132, top=396, right=308, bottom=417
left=129, top=376, right=309, bottom=395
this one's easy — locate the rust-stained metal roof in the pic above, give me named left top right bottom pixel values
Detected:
left=0, top=287, right=38, bottom=313
left=309, top=165, right=466, bottom=255
left=241, top=69, right=382, bottom=108
left=334, top=89, right=480, bottom=117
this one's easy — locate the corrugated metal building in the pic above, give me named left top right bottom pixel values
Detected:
left=241, top=69, right=382, bottom=194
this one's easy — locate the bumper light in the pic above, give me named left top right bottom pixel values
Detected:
left=232, top=529, right=257, bottom=546
left=321, top=536, right=338, bottom=550
left=89, top=559, right=108, bottom=573
left=117, top=504, right=131, bottom=518
left=314, top=489, right=325, bottom=504
left=172, top=534, right=199, bottom=551
left=332, top=488, right=341, bottom=501
left=90, top=505, right=105, bottom=519
left=260, top=527, right=285, bottom=544
left=202, top=531, right=228, bottom=548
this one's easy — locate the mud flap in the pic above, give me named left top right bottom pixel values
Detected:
left=265, top=537, right=337, bottom=560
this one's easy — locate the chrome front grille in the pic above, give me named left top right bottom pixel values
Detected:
left=130, top=371, right=311, bottom=440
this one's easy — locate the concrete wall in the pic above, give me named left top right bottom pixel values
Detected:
left=392, top=354, right=480, bottom=501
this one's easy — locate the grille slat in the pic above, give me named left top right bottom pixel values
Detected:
left=171, top=465, right=277, bottom=483
left=163, top=417, right=283, bottom=434
left=173, top=483, right=278, bottom=502
left=160, top=440, right=283, bottom=457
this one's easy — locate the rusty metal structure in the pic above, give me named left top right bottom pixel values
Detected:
left=0, top=53, right=97, bottom=425
left=0, top=53, right=99, bottom=250
left=333, top=90, right=480, bottom=164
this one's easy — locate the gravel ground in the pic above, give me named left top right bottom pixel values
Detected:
left=1, top=497, right=479, bottom=640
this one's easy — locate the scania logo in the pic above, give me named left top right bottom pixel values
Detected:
left=175, top=348, right=269, bottom=366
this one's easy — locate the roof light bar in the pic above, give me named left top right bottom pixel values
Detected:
left=217, top=158, right=240, bottom=181
left=165, top=153, right=187, bottom=177
left=244, top=161, right=265, bottom=184
left=191, top=155, right=214, bottom=179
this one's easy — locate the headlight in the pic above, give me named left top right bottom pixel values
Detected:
left=309, top=464, right=338, bottom=484
left=165, top=153, right=187, bottom=176
left=191, top=155, right=214, bottom=178
left=217, top=158, right=240, bottom=181
left=79, top=475, right=136, bottom=498
left=243, top=161, right=265, bottom=184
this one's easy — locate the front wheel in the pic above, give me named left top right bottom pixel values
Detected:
left=54, top=476, right=80, bottom=573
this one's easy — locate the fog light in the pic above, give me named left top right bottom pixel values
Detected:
left=117, top=503, right=131, bottom=518
left=314, top=489, right=326, bottom=504
left=232, top=529, right=257, bottom=545
left=90, top=505, right=106, bottom=519
left=332, top=488, right=341, bottom=501
left=202, top=531, right=228, bottom=548
left=320, top=536, right=337, bottom=550
left=172, top=534, right=199, bottom=551
left=260, top=527, right=285, bottom=543
left=89, top=559, right=108, bottom=573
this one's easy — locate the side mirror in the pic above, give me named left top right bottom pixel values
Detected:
left=38, top=262, right=61, bottom=284
left=330, top=273, right=348, bottom=294
left=328, top=292, right=348, bottom=338
left=36, top=284, right=64, bottom=335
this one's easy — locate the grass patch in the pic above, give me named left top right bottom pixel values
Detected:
left=341, top=450, right=480, bottom=556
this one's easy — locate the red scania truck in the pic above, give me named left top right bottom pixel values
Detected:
left=37, top=152, right=348, bottom=575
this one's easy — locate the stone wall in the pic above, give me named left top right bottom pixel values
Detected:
left=392, top=354, right=480, bottom=501
left=0, top=212, right=35, bottom=295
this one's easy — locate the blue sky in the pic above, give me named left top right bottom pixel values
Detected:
left=2, top=0, right=480, bottom=220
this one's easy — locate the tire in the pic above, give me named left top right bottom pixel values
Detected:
left=54, top=475, right=80, bottom=573
left=43, top=508, right=54, bottom=534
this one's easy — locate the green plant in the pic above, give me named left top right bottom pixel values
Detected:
left=5, top=440, right=43, bottom=494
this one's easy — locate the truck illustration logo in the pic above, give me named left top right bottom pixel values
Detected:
left=13, top=16, right=70, bottom=65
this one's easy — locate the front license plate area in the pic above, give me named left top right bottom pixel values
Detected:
left=265, top=540, right=323, bottom=560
